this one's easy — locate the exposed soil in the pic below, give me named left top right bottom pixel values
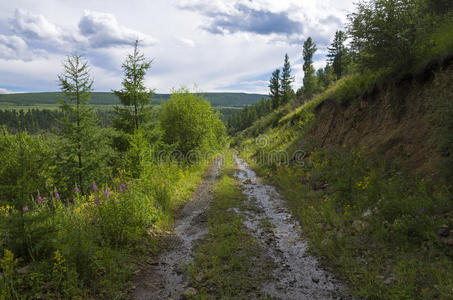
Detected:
left=233, top=154, right=348, bottom=300
left=131, top=156, right=223, bottom=300
left=307, top=64, right=453, bottom=175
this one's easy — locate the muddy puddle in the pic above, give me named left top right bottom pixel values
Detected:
left=233, top=154, right=348, bottom=300
left=132, top=156, right=223, bottom=300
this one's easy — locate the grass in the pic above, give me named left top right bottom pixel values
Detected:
left=187, top=150, right=272, bottom=299
left=235, top=60, right=453, bottom=299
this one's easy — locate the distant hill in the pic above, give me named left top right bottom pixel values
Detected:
left=0, top=92, right=266, bottom=107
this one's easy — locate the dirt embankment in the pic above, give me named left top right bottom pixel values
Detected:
left=308, top=62, right=453, bottom=176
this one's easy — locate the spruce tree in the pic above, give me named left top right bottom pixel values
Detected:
left=302, top=37, right=317, bottom=100
left=280, top=54, right=295, bottom=105
left=269, top=69, right=281, bottom=109
left=113, top=40, right=153, bottom=133
left=58, top=54, right=96, bottom=195
left=327, top=30, right=348, bottom=79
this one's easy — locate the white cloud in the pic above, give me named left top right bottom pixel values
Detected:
left=78, top=10, right=158, bottom=48
left=0, top=0, right=355, bottom=93
left=0, top=87, right=14, bottom=94
left=0, top=34, right=28, bottom=60
left=10, top=8, right=73, bottom=47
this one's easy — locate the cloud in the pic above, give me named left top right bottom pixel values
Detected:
left=0, top=87, right=14, bottom=94
left=179, top=2, right=302, bottom=36
left=10, top=8, right=71, bottom=47
left=0, top=34, right=28, bottom=60
left=178, top=37, right=195, bottom=47
left=78, top=10, right=158, bottom=48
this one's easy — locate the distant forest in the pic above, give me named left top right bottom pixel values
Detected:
left=0, top=92, right=262, bottom=133
left=0, top=92, right=265, bottom=107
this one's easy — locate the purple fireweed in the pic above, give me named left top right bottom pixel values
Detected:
left=92, top=184, right=97, bottom=191
left=23, top=206, right=29, bottom=211
left=121, top=183, right=126, bottom=190
left=115, top=200, right=120, bottom=204
left=94, top=197, right=100, bottom=205
left=104, top=189, right=109, bottom=197
left=37, top=196, right=43, bottom=204
left=65, top=202, right=69, bottom=207
left=74, top=186, right=79, bottom=192
left=55, top=193, right=60, bottom=199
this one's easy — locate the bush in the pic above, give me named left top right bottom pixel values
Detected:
left=160, top=88, right=226, bottom=155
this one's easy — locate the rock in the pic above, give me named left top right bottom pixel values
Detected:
left=312, top=277, right=320, bottom=284
left=183, top=287, right=197, bottom=298
left=243, top=178, right=253, bottom=184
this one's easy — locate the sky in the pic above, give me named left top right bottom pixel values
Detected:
left=0, top=0, right=355, bottom=94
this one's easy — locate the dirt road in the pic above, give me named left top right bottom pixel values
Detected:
left=132, top=153, right=347, bottom=299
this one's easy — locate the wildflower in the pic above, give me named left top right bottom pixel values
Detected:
left=418, top=209, right=424, bottom=214
left=37, top=196, right=43, bottom=204
left=23, top=206, right=29, bottom=211
left=55, top=193, right=60, bottom=199
left=120, top=183, right=126, bottom=193
left=74, top=186, right=79, bottom=192
left=115, top=200, right=120, bottom=204
left=92, top=184, right=97, bottom=191
left=94, top=197, right=100, bottom=205
left=104, top=189, right=110, bottom=197
left=65, top=202, right=69, bottom=207
left=163, top=181, right=167, bottom=186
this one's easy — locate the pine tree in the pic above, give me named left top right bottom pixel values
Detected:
left=113, top=40, right=153, bottom=133
left=269, top=69, right=281, bottom=109
left=327, top=30, right=348, bottom=79
left=280, top=54, right=295, bottom=105
left=302, top=37, right=317, bottom=100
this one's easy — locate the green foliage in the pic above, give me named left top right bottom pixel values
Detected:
left=0, top=92, right=265, bottom=107
left=113, top=40, right=153, bottom=132
left=160, top=88, right=226, bottom=155
left=347, top=0, right=446, bottom=74
left=226, top=97, right=273, bottom=134
left=269, top=69, right=281, bottom=109
left=327, top=30, right=349, bottom=79
left=280, top=54, right=295, bottom=105
left=302, top=37, right=317, bottom=100
left=57, top=54, right=114, bottom=196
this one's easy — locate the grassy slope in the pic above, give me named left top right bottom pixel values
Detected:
left=0, top=92, right=265, bottom=107
left=235, top=62, right=453, bottom=298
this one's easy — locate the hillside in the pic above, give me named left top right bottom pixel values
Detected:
left=234, top=58, right=453, bottom=298
left=0, top=92, right=265, bottom=107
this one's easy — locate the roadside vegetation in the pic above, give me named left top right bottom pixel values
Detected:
left=0, top=42, right=226, bottom=299
left=231, top=0, right=453, bottom=298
